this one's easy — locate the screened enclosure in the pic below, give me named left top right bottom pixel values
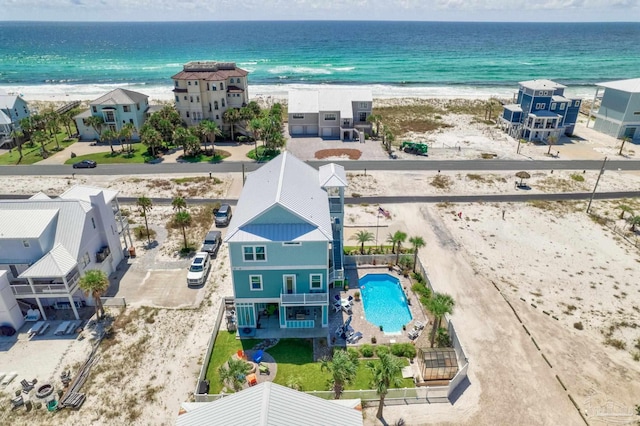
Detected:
left=417, top=347, right=458, bottom=381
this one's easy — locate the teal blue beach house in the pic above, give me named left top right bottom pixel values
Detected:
left=224, top=152, right=347, bottom=336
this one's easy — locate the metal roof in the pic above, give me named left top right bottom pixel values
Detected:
left=176, top=382, right=363, bottom=426
left=90, top=88, right=148, bottom=106
left=0, top=111, right=10, bottom=125
left=227, top=223, right=327, bottom=242
left=597, top=78, right=640, bottom=93
left=60, top=185, right=119, bottom=204
left=529, top=110, right=561, bottom=118
left=503, top=104, right=523, bottom=112
left=288, top=89, right=372, bottom=118
left=225, top=152, right=332, bottom=243
left=551, top=95, right=569, bottom=102
left=519, top=79, right=566, bottom=91
left=73, top=109, right=92, bottom=119
left=29, top=192, right=52, bottom=200
left=288, top=90, right=319, bottom=114
left=318, top=163, right=348, bottom=188
left=0, top=209, right=58, bottom=239
left=19, top=244, right=77, bottom=278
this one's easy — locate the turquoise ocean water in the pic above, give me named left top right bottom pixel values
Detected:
left=0, top=21, right=639, bottom=100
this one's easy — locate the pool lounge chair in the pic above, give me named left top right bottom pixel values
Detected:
left=414, top=321, right=425, bottom=330
left=55, top=321, right=71, bottom=336
left=21, top=378, right=36, bottom=393
left=408, top=329, right=420, bottom=340
left=347, top=331, right=363, bottom=344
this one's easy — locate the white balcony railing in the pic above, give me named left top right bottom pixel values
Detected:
left=280, top=292, right=328, bottom=306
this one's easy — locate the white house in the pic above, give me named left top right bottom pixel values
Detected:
left=0, top=185, right=133, bottom=321
left=0, top=90, right=31, bottom=147
left=288, top=89, right=372, bottom=141
left=588, top=78, right=640, bottom=140
left=74, top=88, right=149, bottom=141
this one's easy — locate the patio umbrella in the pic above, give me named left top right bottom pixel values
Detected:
left=515, top=171, right=530, bottom=187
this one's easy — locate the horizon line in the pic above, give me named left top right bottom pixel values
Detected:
left=1, top=19, right=639, bottom=24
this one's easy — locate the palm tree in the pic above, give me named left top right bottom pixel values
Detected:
left=320, top=349, right=358, bottom=399
left=619, top=136, right=631, bottom=156
left=218, top=357, right=251, bottom=392
left=199, top=120, right=221, bottom=155
left=140, top=124, right=163, bottom=157
left=393, top=231, right=407, bottom=265
left=629, top=215, right=640, bottom=232
left=427, top=293, right=455, bottom=348
left=383, top=127, right=395, bottom=153
left=367, top=352, right=404, bottom=420
left=79, top=269, right=109, bottom=320
left=44, top=111, right=61, bottom=150
left=366, top=113, right=383, bottom=137
left=136, top=196, right=153, bottom=244
left=31, top=130, right=48, bottom=157
left=546, top=134, right=558, bottom=156
left=19, top=117, right=33, bottom=140
left=172, top=196, right=187, bottom=212
left=119, top=122, right=136, bottom=153
left=248, top=117, right=264, bottom=159
left=174, top=210, right=192, bottom=250
left=173, top=127, right=190, bottom=153
left=101, top=128, right=118, bottom=154
left=386, top=233, right=397, bottom=254
left=409, top=236, right=426, bottom=272
left=85, top=115, right=104, bottom=143
left=223, top=108, right=241, bottom=142
left=351, top=230, right=374, bottom=254
left=9, top=128, right=24, bottom=163
left=619, top=204, right=634, bottom=220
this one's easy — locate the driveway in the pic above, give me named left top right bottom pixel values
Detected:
left=286, top=136, right=390, bottom=161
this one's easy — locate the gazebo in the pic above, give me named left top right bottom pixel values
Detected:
left=416, top=347, right=458, bottom=382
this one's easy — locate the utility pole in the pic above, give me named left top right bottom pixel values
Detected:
left=586, top=156, right=607, bottom=214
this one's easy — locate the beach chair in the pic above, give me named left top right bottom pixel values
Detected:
left=28, top=321, right=44, bottom=337
left=247, top=373, right=257, bottom=387
left=65, top=321, right=79, bottom=335
left=414, top=321, right=425, bottom=330
left=252, top=350, right=264, bottom=364
left=38, top=323, right=50, bottom=335
left=55, top=321, right=70, bottom=336
left=408, top=329, right=420, bottom=340
left=258, top=362, right=270, bottom=375
left=21, top=378, right=37, bottom=393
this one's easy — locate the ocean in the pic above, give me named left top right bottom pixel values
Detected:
left=1, top=21, right=639, bottom=101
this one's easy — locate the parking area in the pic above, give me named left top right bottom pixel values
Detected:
left=286, top=135, right=390, bottom=161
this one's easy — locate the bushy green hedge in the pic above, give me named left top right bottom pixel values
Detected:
left=359, top=344, right=374, bottom=357
left=391, top=343, right=417, bottom=359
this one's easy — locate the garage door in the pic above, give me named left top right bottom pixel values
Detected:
left=306, top=125, right=318, bottom=135
left=322, top=127, right=334, bottom=137
left=290, top=125, right=303, bottom=135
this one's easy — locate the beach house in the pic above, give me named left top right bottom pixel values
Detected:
left=588, top=78, right=640, bottom=140
left=0, top=91, right=30, bottom=148
left=0, top=185, right=132, bottom=321
left=74, top=88, right=149, bottom=141
left=499, top=80, right=581, bottom=142
left=288, top=89, right=372, bottom=141
left=172, top=61, right=249, bottom=130
left=224, top=152, right=347, bottom=337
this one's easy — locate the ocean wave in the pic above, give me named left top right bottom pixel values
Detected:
left=267, top=66, right=332, bottom=75
left=332, top=67, right=355, bottom=72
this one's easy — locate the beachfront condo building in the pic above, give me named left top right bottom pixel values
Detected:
left=288, top=89, right=373, bottom=141
left=224, top=152, right=347, bottom=338
left=499, top=79, right=581, bottom=142
left=74, top=88, right=149, bottom=141
left=172, top=61, right=249, bottom=131
left=0, top=90, right=31, bottom=148
left=588, top=78, right=640, bottom=141
left=0, top=185, right=133, bottom=323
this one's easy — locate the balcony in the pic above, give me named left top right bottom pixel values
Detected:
left=280, top=292, right=328, bottom=306
left=96, top=246, right=111, bottom=263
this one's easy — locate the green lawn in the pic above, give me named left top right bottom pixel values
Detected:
left=206, top=334, right=413, bottom=394
left=0, top=134, right=76, bottom=165
left=64, top=143, right=154, bottom=164
left=205, top=331, right=261, bottom=394
left=247, top=146, right=281, bottom=161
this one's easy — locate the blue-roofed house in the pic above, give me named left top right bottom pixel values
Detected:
left=499, top=79, right=581, bottom=142
left=224, top=152, right=347, bottom=336
left=588, top=78, right=640, bottom=140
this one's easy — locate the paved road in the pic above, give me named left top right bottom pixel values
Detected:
left=0, top=158, right=638, bottom=176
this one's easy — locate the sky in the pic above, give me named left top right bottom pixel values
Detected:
left=1, top=0, right=639, bottom=22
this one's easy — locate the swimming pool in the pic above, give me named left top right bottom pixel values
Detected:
left=359, top=273, right=412, bottom=333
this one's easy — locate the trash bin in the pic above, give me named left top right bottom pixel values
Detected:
left=128, top=247, right=136, bottom=258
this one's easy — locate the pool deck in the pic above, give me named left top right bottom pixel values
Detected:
left=330, top=266, right=430, bottom=348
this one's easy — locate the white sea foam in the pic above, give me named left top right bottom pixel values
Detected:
left=0, top=82, right=596, bottom=103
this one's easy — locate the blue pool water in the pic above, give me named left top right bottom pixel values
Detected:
left=359, top=274, right=412, bottom=333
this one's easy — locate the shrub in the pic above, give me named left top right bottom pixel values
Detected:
left=570, top=173, right=585, bottom=182
left=436, top=328, right=451, bottom=347
left=375, top=345, right=390, bottom=357
left=573, top=322, right=584, bottom=330
left=360, top=344, right=374, bottom=357
left=133, top=226, right=156, bottom=240
left=391, top=343, right=417, bottom=359
left=412, top=282, right=431, bottom=299
left=411, top=272, right=425, bottom=283
left=347, top=348, right=360, bottom=363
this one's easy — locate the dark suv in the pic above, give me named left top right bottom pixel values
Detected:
left=215, top=204, right=232, bottom=227
left=201, top=230, right=222, bottom=257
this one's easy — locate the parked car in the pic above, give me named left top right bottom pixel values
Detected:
left=201, top=230, right=222, bottom=257
left=72, top=160, right=97, bottom=169
left=215, top=204, right=232, bottom=227
left=187, top=252, right=211, bottom=287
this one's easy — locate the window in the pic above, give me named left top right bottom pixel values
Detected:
left=551, top=103, right=556, bottom=110
left=22, top=240, right=30, bottom=248
left=214, top=101, right=219, bottom=110
left=174, top=81, right=179, bottom=87
left=137, top=103, right=140, bottom=111
left=184, top=96, right=187, bottom=100
left=216, top=115, right=219, bottom=119
left=206, top=83, right=210, bottom=90
left=92, top=106, right=97, bottom=113
left=195, top=81, right=198, bottom=86
left=560, top=103, right=566, bottom=110
left=81, top=252, right=90, bottom=268
left=282, top=242, right=301, bottom=246
left=129, top=118, right=134, bottom=124
left=535, top=103, right=545, bottom=110
left=221, top=99, right=225, bottom=107
left=358, top=102, right=368, bottom=108
left=212, top=86, right=216, bottom=91
left=175, top=96, right=179, bottom=103
left=91, top=217, right=96, bottom=229
left=220, top=83, right=224, bottom=90
left=243, top=246, right=266, bottom=261
left=574, top=101, right=580, bottom=107
left=104, top=111, right=115, bottom=122
left=196, top=96, right=200, bottom=103
left=634, top=111, right=640, bottom=116
left=359, top=112, right=367, bottom=122
left=190, top=96, right=193, bottom=103
left=209, top=103, right=212, bottom=112
left=123, top=105, right=130, bottom=112
left=310, top=274, right=322, bottom=290
left=324, top=113, right=337, bottom=121
left=249, top=275, right=263, bottom=291
left=292, top=113, right=304, bottom=119
left=186, top=111, right=190, bottom=118
left=188, top=81, right=191, bottom=86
